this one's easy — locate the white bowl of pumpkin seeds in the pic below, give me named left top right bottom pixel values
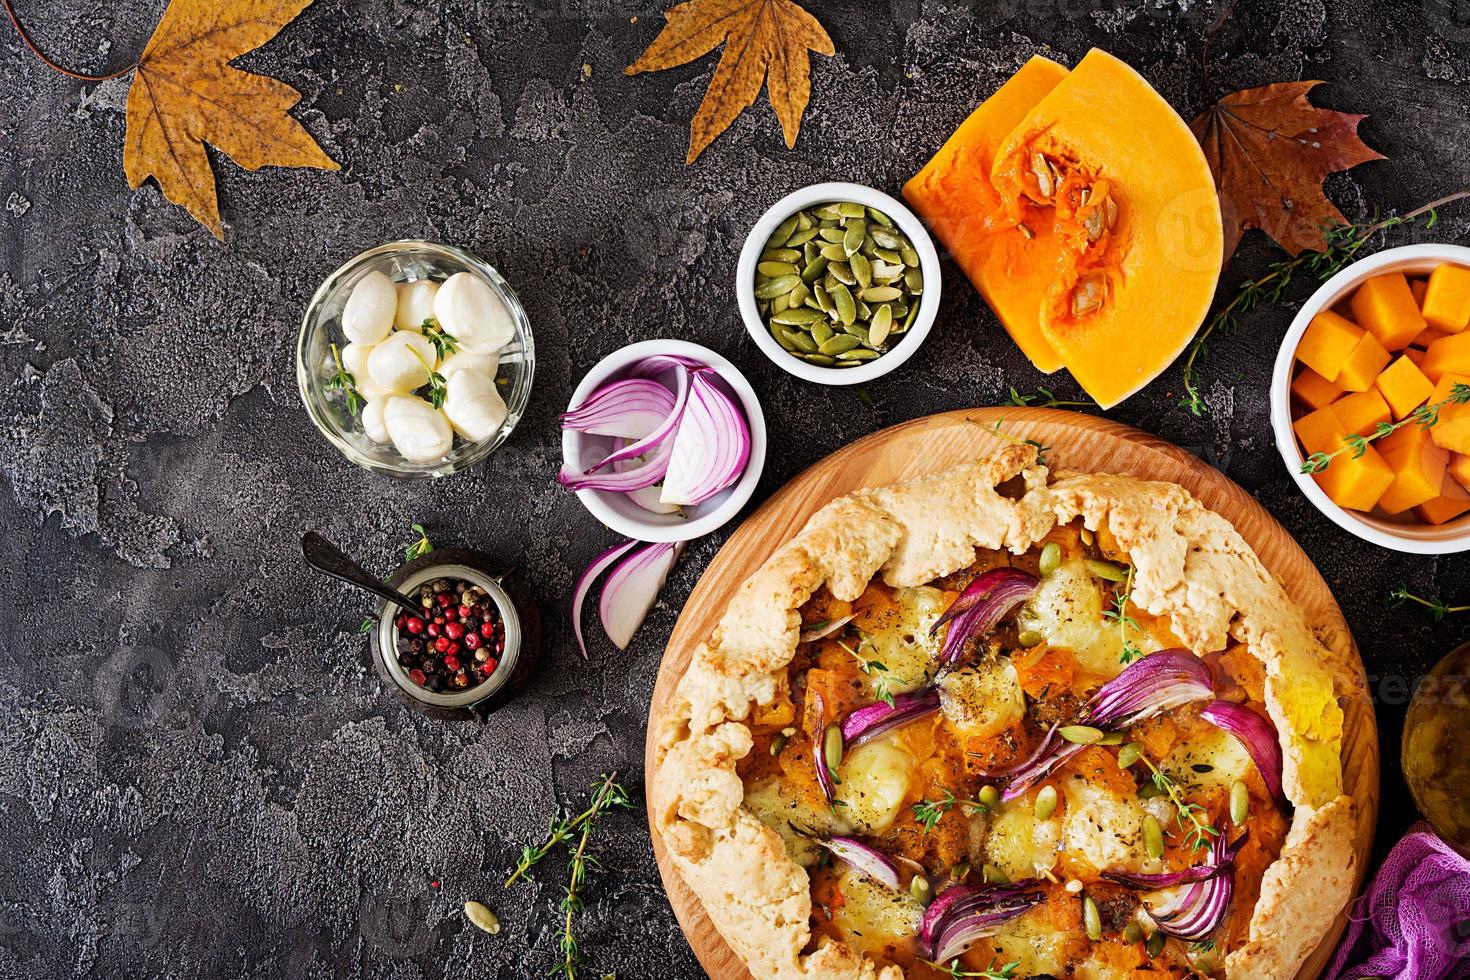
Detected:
left=738, top=182, right=940, bottom=386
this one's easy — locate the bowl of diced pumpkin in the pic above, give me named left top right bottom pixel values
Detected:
left=1273, top=244, right=1470, bottom=553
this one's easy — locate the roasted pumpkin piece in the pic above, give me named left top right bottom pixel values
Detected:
left=1292, top=404, right=1344, bottom=455
left=1379, top=438, right=1448, bottom=514
left=903, top=55, right=1071, bottom=373
left=1296, top=310, right=1363, bottom=382
left=1374, top=355, right=1435, bottom=419
left=1422, top=263, right=1470, bottom=333
left=984, top=49, right=1223, bottom=408
left=1450, top=452, right=1470, bottom=492
left=1313, top=443, right=1395, bottom=512
left=1413, top=325, right=1451, bottom=349
left=1422, top=332, right=1470, bottom=383
left=1290, top=366, right=1344, bottom=410
left=1406, top=347, right=1428, bottom=368
left=1378, top=417, right=1436, bottom=458
left=1350, top=272, right=1426, bottom=351
left=1331, top=388, right=1391, bottom=436
left=1335, top=330, right=1392, bottom=392
left=1427, top=372, right=1470, bottom=455
left=1411, top=277, right=1429, bottom=307
left=1413, top=472, right=1470, bottom=525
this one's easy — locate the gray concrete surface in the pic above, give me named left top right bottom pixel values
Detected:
left=1, top=0, right=1468, bottom=976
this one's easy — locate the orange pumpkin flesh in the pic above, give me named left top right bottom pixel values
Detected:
left=904, top=56, right=1070, bottom=373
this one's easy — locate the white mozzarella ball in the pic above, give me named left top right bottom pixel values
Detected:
left=361, top=398, right=390, bottom=444
left=368, top=331, right=437, bottom=393
left=335, top=342, right=395, bottom=400
left=439, top=349, right=500, bottom=381
left=384, top=395, right=453, bottom=462
left=394, top=279, right=440, bottom=332
left=341, top=270, right=397, bottom=344
left=433, top=272, right=515, bottom=354
left=442, top=368, right=509, bottom=442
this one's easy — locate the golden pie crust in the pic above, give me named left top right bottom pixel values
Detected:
left=650, top=446, right=1358, bottom=980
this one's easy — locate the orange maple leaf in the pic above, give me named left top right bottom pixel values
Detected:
left=626, top=0, right=834, bottom=164
left=122, top=0, right=338, bottom=238
left=1191, top=81, right=1384, bottom=262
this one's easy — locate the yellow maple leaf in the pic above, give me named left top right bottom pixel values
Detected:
left=626, top=0, right=835, bottom=164
left=122, top=0, right=338, bottom=238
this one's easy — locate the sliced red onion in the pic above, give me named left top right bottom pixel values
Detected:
left=599, top=541, right=683, bottom=649
left=624, top=353, right=709, bottom=377
left=814, top=836, right=900, bottom=890
left=1102, top=863, right=1231, bottom=890
left=798, top=612, right=858, bottom=643
left=841, top=687, right=941, bottom=751
left=972, top=723, right=1061, bottom=780
left=557, top=439, right=673, bottom=492
left=1088, top=648, right=1215, bottom=729
left=559, top=378, right=676, bottom=439
left=919, top=882, right=1045, bottom=962
left=572, top=539, right=639, bottom=659
left=660, top=370, right=750, bottom=506
left=812, top=692, right=836, bottom=804
left=999, top=739, right=1084, bottom=802
left=1142, top=831, right=1248, bottom=941
left=930, top=568, right=1039, bottom=666
left=611, top=441, right=683, bottom=516
left=586, top=365, right=692, bottom=473
left=1200, top=700, right=1286, bottom=804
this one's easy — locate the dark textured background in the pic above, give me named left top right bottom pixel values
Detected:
left=2, top=0, right=1469, bottom=976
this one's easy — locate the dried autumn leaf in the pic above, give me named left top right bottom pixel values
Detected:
left=122, top=0, right=338, bottom=238
left=626, top=0, right=834, bottom=163
left=1191, top=81, right=1384, bottom=262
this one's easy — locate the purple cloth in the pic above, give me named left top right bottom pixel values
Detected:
left=1328, top=822, right=1470, bottom=980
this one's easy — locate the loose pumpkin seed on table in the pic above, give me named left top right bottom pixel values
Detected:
left=754, top=202, right=922, bottom=369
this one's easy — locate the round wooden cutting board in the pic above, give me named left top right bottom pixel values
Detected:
left=644, top=407, right=1378, bottom=980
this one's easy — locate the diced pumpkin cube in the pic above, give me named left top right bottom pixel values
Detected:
left=1350, top=272, right=1427, bottom=350
left=1335, top=331, right=1391, bottom=392
left=1374, top=356, right=1435, bottom=419
left=1290, top=367, right=1344, bottom=410
left=1427, top=373, right=1470, bottom=455
left=1450, top=453, right=1470, bottom=493
left=1413, top=326, right=1451, bottom=349
left=1422, top=264, right=1470, bottom=333
left=1379, top=439, right=1448, bottom=514
left=1296, top=310, right=1363, bottom=382
left=1411, top=278, right=1428, bottom=306
left=1379, top=419, right=1435, bottom=459
left=1332, top=389, right=1392, bottom=436
left=1293, top=404, right=1345, bottom=455
left=1405, top=347, right=1427, bottom=368
left=1421, top=332, right=1470, bottom=383
left=1413, top=473, right=1470, bottom=525
left=1313, top=444, right=1395, bottom=512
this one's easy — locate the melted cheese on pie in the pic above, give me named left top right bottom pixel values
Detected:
left=1061, top=777, right=1155, bottom=876
left=829, top=867, right=923, bottom=961
left=744, top=778, right=848, bottom=867
left=836, top=736, right=916, bottom=834
left=983, top=800, right=1062, bottom=880
left=1162, top=726, right=1254, bottom=792
left=980, top=904, right=1073, bottom=975
left=1016, top=558, right=1168, bottom=678
left=938, top=660, right=1026, bottom=737
left=863, top=586, right=946, bottom=693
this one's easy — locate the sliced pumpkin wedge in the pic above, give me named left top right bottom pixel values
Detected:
left=903, top=55, right=1070, bottom=374
left=988, top=49, right=1223, bottom=408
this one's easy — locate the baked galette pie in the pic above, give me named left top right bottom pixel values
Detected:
left=651, top=446, right=1360, bottom=980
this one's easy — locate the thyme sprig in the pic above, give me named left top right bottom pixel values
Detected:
left=505, top=774, right=633, bottom=980
left=326, top=343, right=365, bottom=416
left=1007, top=385, right=1094, bottom=410
left=405, top=523, right=433, bottom=561
left=1179, top=190, right=1470, bottom=416
left=422, top=319, right=459, bottom=359
left=837, top=636, right=896, bottom=708
left=1102, top=566, right=1142, bottom=664
left=968, top=416, right=1050, bottom=466
left=1388, top=585, right=1470, bottom=621
left=1301, top=383, right=1470, bottom=473
left=1137, top=749, right=1218, bottom=852
left=913, top=788, right=993, bottom=830
left=923, top=957, right=1019, bottom=979
left=409, top=346, right=449, bottom=408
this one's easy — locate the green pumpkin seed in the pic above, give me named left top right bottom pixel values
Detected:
left=867, top=206, right=896, bottom=227
left=831, top=284, right=857, bottom=325
left=843, top=220, right=866, bottom=257
left=803, top=240, right=819, bottom=264
left=464, top=901, right=501, bottom=935
left=1038, top=542, right=1061, bottom=576
left=900, top=244, right=921, bottom=266
left=837, top=348, right=879, bottom=362
left=856, top=299, right=872, bottom=320
left=757, top=260, right=798, bottom=277
left=1033, top=784, right=1058, bottom=820
left=767, top=215, right=799, bottom=248
left=1143, top=814, right=1165, bottom=859
left=754, top=275, right=800, bottom=300
left=773, top=308, right=824, bottom=326
left=795, top=210, right=814, bottom=231
left=1123, top=921, right=1144, bottom=944
left=1085, top=559, right=1128, bottom=582
left=800, top=353, right=836, bottom=366
left=850, top=252, right=873, bottom=289
left=1083, top=896, right=1102, bottom=940
left=869, top=225, right=902, bottom=249
left=904, top=266, right=924, bottom=294
left=1230, top=779, right=1250, bottom=824
left=822, top=723, right=843, bottom=773
left=761, top=247, right=801, bottom=263
left=1117, top=742, right=1142, bottom=769
left=1060, top=725, right=1105, bottom=745
left=828, top=261, right=856, bottom=286
left=1097, top=731, right=1125, bottom=746
left=770, top=732, right=787, bottom=756
left=812, top=322, right=835, bottom=345
left=837, top=201, right=867, bottom=218
left=770, top=326, right=799, bottom=352
left=842, top=322, right=870, bottom=344
left=872, top=260, right=905, bottom=281
left=869, top=304, right=892, bottom=347
left=772, top=291, right=790, bottom=314
left=801, top=256, right=829, bottom=284
left=873, top=246, right=902, bottom=264
left=789, top=330, right=818, bottom=354
left=813, top=283, right=834, bottom=314
left=819, top=334, right=860, bottom=356
left=819, top=242, right=849, bottom=262
left=1017, top=629, right=1044, bottom=648
left=904, top=301, right=920, bottom=329
left=982, top=863, right=1009, bottom=885
left=1137, top=781, right=1164, bottom=801
left=814, top=204, right=844, bottom=220
left=909, top=875, right=933, bottom=905
left=978, top=784, right=1000, bottom=809
left=818, top=226, right=846, bottom=244
left=952, top=861, right=971, bottom=880
left=786, top=227, right=818, bottom=247
left=789, top=279, right=811, bottom=307
left=1145, top=931, right=1166, bottom=957
left=862, top=285, right=903, bottom=303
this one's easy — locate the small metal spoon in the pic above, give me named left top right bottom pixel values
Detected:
left=301, top=531, right=424, bottom=618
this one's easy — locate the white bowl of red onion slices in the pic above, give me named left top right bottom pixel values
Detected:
left=558, top=340, right=767, bottom=543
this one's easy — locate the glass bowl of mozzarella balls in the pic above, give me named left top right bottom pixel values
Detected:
left=297, top=241, right=534, bottom=477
